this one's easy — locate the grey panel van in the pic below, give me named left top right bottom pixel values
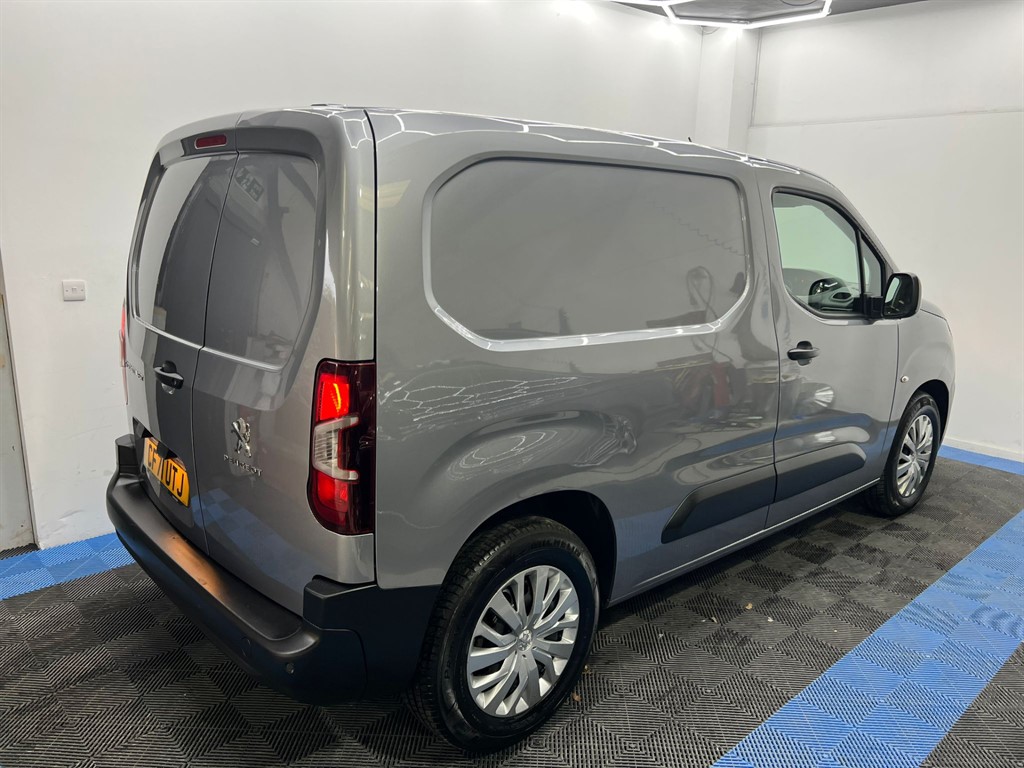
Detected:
left=106, top=107, right=955, bottom=750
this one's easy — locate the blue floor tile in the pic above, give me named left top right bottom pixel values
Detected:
left=0, top=532, right=128, bottom=600
left=715, top=510, right=1024, bottom=768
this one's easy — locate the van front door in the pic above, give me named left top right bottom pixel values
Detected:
left=759, top=182, right=898, bottom=528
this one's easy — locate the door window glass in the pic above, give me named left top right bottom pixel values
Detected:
left=133, top=156, right=235, bottom=343
left=204, top=154, right=319, bottom=367
left=861, top=238, right=885, bottom=297
left=773, top=192, right=862, bottom=315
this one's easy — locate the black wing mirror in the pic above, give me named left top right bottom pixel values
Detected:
left=881, top=272, right=921, bottom=319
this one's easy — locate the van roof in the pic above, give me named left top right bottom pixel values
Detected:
left=309, top=104, right=833, bottom=186
left=158, top=105, right=833, bottom=189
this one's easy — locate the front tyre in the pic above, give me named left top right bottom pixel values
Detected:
left=864, top=391, right=941, bottom=517
left=409, top=517, right=599, bottom=752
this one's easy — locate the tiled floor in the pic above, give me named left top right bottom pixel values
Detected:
left=0, top=457, right=1021, bottom=768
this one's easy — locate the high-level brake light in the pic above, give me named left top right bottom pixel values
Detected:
left=194, top=134, right=228, bottom=149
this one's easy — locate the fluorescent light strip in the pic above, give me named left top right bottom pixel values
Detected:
left=626, top=0, right=833, bottom=30
left=626, top=0, right=697, bottom=6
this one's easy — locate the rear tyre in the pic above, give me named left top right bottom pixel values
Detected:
left=863, top=391, right=941, bottom=517
left=408, top=516, right=599, bottom=752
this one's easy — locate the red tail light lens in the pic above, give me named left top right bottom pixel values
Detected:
left=119, top=302, right=128, bottom=403
left=309, top=360, right=375, bottom=535
left=316, top=370, right=351, bottom=421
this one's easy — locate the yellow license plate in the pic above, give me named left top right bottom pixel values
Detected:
left=143, top=437, right=190, bottom=506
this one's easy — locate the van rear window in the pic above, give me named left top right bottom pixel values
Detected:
left=203, top=154, right=318, bottom=367
left=429, top=159, right=749, bottom=342
left=133, top=156, right=234, bottom=344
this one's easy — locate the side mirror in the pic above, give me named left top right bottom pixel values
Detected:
left=882, top=272, right=921, bottom=319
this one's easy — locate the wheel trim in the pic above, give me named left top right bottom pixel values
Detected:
left=466, top=565, right=579, bottom=717
left=896, top=413, right=934, bottom=497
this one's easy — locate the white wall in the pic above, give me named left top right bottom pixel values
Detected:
left=0, top=265, right=34, bottom=551
left=0, top=0, right=703, bottom=547
left=692, top=27, right=759, bottom=152
left=4, top=0, right=1021, bottom=549
left=748, top=0, right=1024, bottom=460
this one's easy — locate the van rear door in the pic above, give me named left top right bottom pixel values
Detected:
left=190, top=112, right=378, bottom=615
left=191, top=151, right=322, bottom=613
left=125, top=149, right=236, bottom=551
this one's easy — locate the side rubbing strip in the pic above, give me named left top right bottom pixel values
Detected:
left=775, top=443, right=867, bottom=503
left=662, top=465, right=776, bottom=544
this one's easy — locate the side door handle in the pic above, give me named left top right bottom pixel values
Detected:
left=153, top=362, right=184, bottom=390
left=787, top=342, right=819, bottom=363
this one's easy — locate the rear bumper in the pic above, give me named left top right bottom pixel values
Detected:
left=105, top=435, right=437, bottom=703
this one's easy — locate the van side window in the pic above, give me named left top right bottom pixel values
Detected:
left=430, top=160, right=748, bottom=341
left=204, top=154, right=318, bottom=367
left=773, top=192, right=863, bottom=316
left=860, top=237, right=885, bottom=297
left=133, top=156, right=234, bottom=343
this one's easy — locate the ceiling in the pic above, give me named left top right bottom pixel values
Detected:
left=622, top=0, right=929, bottom=27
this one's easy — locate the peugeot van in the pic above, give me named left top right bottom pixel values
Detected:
left=107, top=106, right=954, bottom=751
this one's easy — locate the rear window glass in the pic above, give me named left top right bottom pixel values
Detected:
left=133, top=156, right=234, bottom=344
left=429, top=159, right=748, bottom=341
left=203, top=153, right=318, bottom=367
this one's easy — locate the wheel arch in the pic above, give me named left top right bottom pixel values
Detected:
left=458, top=490, right=617, bottom=606
left=917, top=379, right=950, bottom=436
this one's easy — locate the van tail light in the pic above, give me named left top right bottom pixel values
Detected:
left=119, top=302, right=128, bottom=403
left=309, top=360, right=376, bottom=535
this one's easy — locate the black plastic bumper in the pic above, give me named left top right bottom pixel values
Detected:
left=105, top=436, right=437, bottom=703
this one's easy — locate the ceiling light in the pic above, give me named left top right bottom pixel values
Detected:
left=625, top=0, right=833, bottom=29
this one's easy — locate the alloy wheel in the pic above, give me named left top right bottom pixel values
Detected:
left=896, top=413, right=934, bottom=497
left=466, top=565, right=580, bottom=717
